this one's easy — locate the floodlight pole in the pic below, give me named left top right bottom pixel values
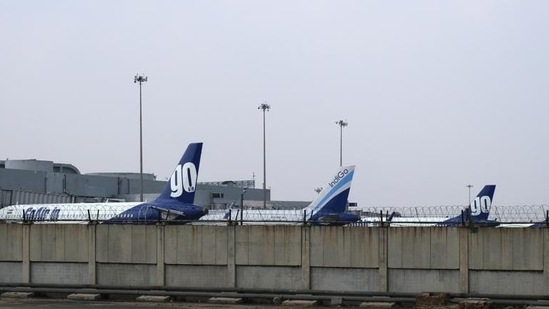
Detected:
left=134, top=74, right=148, bottom=202
left=335, top=120, right=348, bottom=167
left=258, top=103, right=271, bottom=209
left=466, top=184, right=473, bottom=204
left=240, top=188, right=248, bottom=225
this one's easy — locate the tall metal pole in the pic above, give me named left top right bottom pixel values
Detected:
left=258, top=103, right=270, bottom=209
left=466, top=184, right=473, bottom=204
left=240, top=188, right=247, bottom=225
left=134, top=74, right=148, bottom=202
left=335, top=120, right=348, bottom=167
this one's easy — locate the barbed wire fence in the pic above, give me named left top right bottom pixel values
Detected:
left=2, top=204, right=549, bottom=225
left=360, top=204, right=549, bottom=224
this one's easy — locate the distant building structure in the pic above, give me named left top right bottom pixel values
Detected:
left=0, top=159, right=308, bottom=210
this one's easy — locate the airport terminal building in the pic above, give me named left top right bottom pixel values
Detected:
left=0, top=159, right=308, bottom=210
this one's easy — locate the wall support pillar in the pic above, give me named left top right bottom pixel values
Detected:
left=156, top=224, right=165, bottom=287
left=88, top=224, right=97, bottom=285
left=544, top=229, right=549, bottom=294
left=301, top=226, right=311, bottom=290
left=378, top=227, right=388, bottom=292
left=458, top=227, right=469, bottom=293
left=227, top=225, right=236, bottom=288
left=22, top=224, right=31, bottom=284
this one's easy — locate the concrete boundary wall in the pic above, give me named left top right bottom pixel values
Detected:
left=0, top=224, right=548, bottom=295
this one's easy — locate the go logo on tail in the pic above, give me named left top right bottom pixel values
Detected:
left=170, top=163, right=197, bottom=197
left=470, top=196, right=491, bottom=216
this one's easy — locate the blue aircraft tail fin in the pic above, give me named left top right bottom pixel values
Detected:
left=155, top=142, right=203, bottom=205
left=304, top=165, right=356, bottom=220
left=531, top=210, right=549, bottom=228
left=468, top=184, right=496, bottom=221
left=440, top=184, right=496, bottom=226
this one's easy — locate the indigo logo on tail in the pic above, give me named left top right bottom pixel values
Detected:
left=170, top=162, right=198, bottom=197
left=470, top=196, right=491, bottom=216
left=328, top=169, right=349, bottom=188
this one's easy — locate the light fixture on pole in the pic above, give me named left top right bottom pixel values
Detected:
left=335, top=120, right=348, bottom=167
left=240, top=188, right=248, bottom=225
left=466, top=184, right=473, bottom=204
left=258, top=102, right=271, bottom=209
left=134, top=74, right=148, bottom=202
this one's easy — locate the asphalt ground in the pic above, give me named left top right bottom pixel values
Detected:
left=2, top=298, right=286, bottom=308
left=0, top=298, right=366, bottom=309
left=1, top=297, right=536, bottom=309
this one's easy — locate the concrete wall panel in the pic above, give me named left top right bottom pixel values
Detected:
left=97, top=263, right=156, bottom=286
left=429, top=228, right=460, bottom=268
left=388, top=228, right=459, bottom=269
left=164, top=225, right=228, bottom=265
left=96, top=225, right=156, bottom=264
left=237, top=266, right=302, bottom=290
left=0, top=224, right=22, bottom=261
left=0, top=262, right=22, bottom=283
left=165, top=265, right=229, bottom=288
left=311, top=267, right=380, bottom=292
left=31, top=262, right=87, bottom=284
left=388, top=269, right=459, bottom=293
left=3, top=224, right=549, bottom=296
left=469, top=228, right=544, bottom=270
left=310, top=227, right=379, bottom=268
left=235, top=226, right=301, bottom=266
left=470, top=270, right=545, bottom=295
left=30, top=225, right=88, bottom=262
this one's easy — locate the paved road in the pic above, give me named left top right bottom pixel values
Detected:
left=0, top=298, right=357, bottom=309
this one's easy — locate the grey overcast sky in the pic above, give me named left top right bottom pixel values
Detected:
left=1, top=1, right=548, bottom=207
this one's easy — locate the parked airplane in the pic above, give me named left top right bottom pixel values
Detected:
left=530, top=222, right=548, bottom=228
left=523, top=211, right=549, bottom=228
left=199, top=165, right=360, bottom=226
left=366, top=185, right=498, bottom=227
left=0, top=143, right=208, bottom=224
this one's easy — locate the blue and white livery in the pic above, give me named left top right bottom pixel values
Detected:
left=306, top=165, right=359, bottom=225
left=525, top=210, right=549, bottom=228
left=201, top=165, right=360, bottom=225
left=381, top=185, right=498, bottom=227
left=0, top=143, right=208, bottom=224
left=437, top=185, right=498, bottom=227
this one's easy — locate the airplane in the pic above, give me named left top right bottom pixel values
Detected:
left=530, top=220, right=549, bottom=228
left=363, top=185, right=498, bottom=227
left=198, top=165, right=360, bottom=226
left=0, top=143, right=208, bottom=224
left=517, top=211, right=549, bottom=228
